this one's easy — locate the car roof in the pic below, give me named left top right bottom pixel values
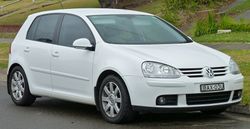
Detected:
left=29, top=8, right=153, bottom=17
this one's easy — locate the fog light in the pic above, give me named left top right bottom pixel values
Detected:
left=157, top=97, right=166, bottom=105
left=156, top=95, right=178, bottom=105
left=237, top=90, right=242, bottom=97
left=233, top=90, right=242, bottom=100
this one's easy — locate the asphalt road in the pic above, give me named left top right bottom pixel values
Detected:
left=0, top=81, right=250, bottom=129
left=0, top=38, right=13, bottom=43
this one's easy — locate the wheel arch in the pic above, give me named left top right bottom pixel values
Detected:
left=94, top=69, right=131, bottom=111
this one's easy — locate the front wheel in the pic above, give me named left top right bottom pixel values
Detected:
left=98, top=75, right=137, bottom=123
left=8, top=66, right=36, bottom=106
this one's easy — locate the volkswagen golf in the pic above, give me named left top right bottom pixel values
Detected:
left=7, top=9, right=243, bottom=123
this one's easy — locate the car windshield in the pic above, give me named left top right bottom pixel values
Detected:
left=88, top=15, right=192, bottom=44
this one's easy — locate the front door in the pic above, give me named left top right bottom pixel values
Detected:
left=51, top=15, right=96, bottom=99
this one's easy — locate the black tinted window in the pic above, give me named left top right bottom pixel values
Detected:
left=58, top=15, right=94, bottom=47
left=33, top=14, right=60, bottom=43
left=27, top=17, right=40, bottom=40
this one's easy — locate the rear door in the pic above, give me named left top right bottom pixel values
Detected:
left=51, top=14, right=95, bottom=99
left=25, top=14, right=61, bottom=94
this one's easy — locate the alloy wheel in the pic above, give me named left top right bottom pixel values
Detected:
left=11, top=71, right=25, bottom=101
left=101, top=82, right=122, bottom=118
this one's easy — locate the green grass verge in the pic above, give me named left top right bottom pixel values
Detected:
left=0, top=43, right=9, bottom=69
left=193, top=32, right=250, bottom=43
left=222, top=50, right=250, bottom=105
left=0, top=33, right=16, bottom=38
left=0, top=0, right=99, bottom=25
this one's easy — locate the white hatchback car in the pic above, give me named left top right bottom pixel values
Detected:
left=7, top=9, right=243, bottom=123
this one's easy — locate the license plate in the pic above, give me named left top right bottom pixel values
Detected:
left=200, top=83, right=225, bottom=92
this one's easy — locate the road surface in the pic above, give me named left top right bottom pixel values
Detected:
left=0, top=81, right=250, bottom=129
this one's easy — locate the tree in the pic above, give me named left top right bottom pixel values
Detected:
left=99, top=0, right=119, bottom=8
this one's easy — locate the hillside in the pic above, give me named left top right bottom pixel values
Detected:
left=0, top=0, right=242, bottom=31
left=0, top=0, right=99, bottom=25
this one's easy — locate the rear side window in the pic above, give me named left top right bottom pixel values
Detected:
left=27, top=14, right=60, bottom=43
left=27, top=17, right=39, bottom=40
left=58, top=15, right=95, bottom=47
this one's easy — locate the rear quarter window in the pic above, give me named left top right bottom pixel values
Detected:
left=26, top=17, right=40, bottom=40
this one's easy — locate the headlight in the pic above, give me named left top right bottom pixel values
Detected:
left=142, top=61, right=181, bottom=78
left=229, top=59, right=240, bottom=75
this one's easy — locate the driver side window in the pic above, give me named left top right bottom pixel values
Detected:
left=58, top=15, right=95, bottom=47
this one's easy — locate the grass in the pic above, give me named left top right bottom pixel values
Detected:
left=227, top=0, right=250, bottom=14
left=0, top=32, right=16, bottom=38
left=0, top=0, right=14, bottom=5
left=193, top=32, right=250, bottom=43
left=0, top=43, right=9, bottom=69
left=0, top=0, right=64, bottom=15
left=0, top=0, right=99, bottom=25
left=134, top=0, right=164, bottom=16
left=222, top=50, right=250, bottom=105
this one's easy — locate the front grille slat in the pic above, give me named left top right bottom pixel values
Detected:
left=186, top=91, right=231, bottom=105
left=214, top=74, right=226, bottom=76
left=179, top=66, right=227, bottom=78
left=188, top=75, right=203, bottom=78
left=213, top=70, right=227, bottom=73
left=182, top=71, right=202, bottom=74
left=179, top=68, right=202, bottom=71
left=211, top=67, right=227, bottom=69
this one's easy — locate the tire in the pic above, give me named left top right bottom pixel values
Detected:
left=201, top=108, right=227, bottom=115
left=8, top=66, right=36, bottom=106
left=98, top=75, right=137, bottom=123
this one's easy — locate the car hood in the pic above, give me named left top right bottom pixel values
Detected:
left=112, top=42, right=230, bottom=68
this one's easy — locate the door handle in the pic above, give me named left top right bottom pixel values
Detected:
left=24, top=46, right=30, bottom=52
left=52, top=51, right=59, bottom=57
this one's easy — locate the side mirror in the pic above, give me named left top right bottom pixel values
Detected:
left=73, top=38, right=93, bottom=49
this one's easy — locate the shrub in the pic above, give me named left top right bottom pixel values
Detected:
left=163, top=10, right=179, bottom=26
left=162, top=0, right=227, bottom=26
left=194, top=14, right=250, bottom=37
left=163, top=0, right=227, bottom=10
left=194, top=13, right=218, bottom=37
left=219, top=15, right=250, bottom=32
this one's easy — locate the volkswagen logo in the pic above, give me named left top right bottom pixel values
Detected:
left=202, top=67, right=214, bottom=78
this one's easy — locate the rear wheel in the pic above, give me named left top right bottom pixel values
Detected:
left=8, top=66, right=36, bottom=106
left=201, top=108, right=227, bottom=115
left=98, top=75, right=137, bottom=123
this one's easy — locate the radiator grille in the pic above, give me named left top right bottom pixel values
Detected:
left=179, top=66, right=227, bottom=78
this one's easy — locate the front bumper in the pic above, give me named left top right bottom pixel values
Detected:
left=123, top=74, right=243, bottom=110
